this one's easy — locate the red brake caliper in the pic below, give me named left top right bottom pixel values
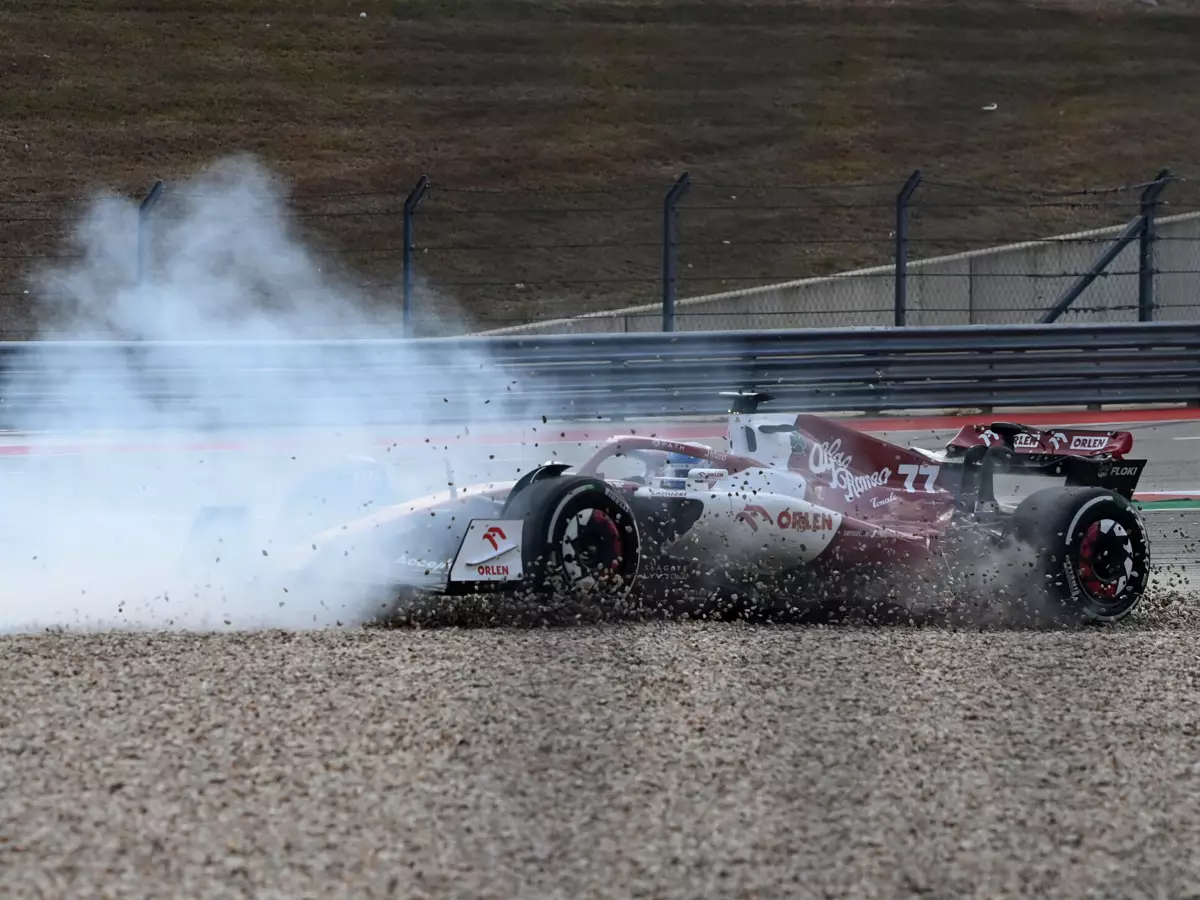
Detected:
left=589, top=511, right=623, bottom=570
left=1077, top=521, right=1117, bottom=599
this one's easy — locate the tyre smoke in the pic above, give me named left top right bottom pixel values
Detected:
left=0, top=155, right=524, bottom=634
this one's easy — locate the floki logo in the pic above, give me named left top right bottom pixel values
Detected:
left=808, top=439, right=892, bottom=502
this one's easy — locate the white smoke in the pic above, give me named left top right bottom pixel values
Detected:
left=0, top=155, right=528, bottom=634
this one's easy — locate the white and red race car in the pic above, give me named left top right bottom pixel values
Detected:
left=184, top=393, right=1152, bottom=624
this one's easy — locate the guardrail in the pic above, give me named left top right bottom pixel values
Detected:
left=1, top=321, right=1198, bottom=430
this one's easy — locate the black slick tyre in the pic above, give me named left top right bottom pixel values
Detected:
left=1007, top=486, right=1150, bottom=624
left=501, top=475, right=641, bottom=603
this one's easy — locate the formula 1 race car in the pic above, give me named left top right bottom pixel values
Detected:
left=183, top=393, right=1153, bottom=625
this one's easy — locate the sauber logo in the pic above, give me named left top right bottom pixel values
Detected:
left=1070, top=435, right=1108, bottom=451
left=735, top=504, right=774, bottom=532
left=482, top=526, right=507, bottom=551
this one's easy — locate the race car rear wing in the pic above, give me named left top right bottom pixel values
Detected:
left=1062, top=457, right=1146, bottom=499
left=942, top=423, right=1146, bottom=501
left=944, top=422, right=1134, bottom=459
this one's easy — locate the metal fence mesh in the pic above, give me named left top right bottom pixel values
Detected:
left=2, top=169, right=1200, bottom=338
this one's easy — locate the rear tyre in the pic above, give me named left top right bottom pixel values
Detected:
left=502, top=475, right=641, bottom=605
left=1006, top=486, right=1150, bottom=624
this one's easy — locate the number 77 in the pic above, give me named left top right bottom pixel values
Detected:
left=897, top=463, right=939, bottom=493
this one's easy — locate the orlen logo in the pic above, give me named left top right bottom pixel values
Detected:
left=482, top=526, right=507, bottom=551
left=477, top=564, right=510, bottom=576
left=777, top=510, right=834, bottom=532
left=1070, top=435, right=1109, bottom=451
left=735, top=505, right=774, bottom=532
left=1014, top=433, right=1039, bottom=449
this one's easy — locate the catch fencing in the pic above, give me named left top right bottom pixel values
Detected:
left=0, top=321, right=1197, bottom=430
left=2, top=170, right=1199, bottom=339
left=483, top=210, right=1200, bottom=335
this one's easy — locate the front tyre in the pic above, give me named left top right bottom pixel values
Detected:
left=502, top=475, right=641, bottom=605
left=1007, top=486, right=1150, bottom=624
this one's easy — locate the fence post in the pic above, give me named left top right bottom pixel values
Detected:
left=1042, top=217, right=1146, bottom=324
left=1138, top=168, right=1172, bottom=322
left=137, top=180, right=165, bottom=286
left=662, top=171, right=692, bottom=332
left=894, top=170, right=922, bottom=327
left=402, top=175, right=431, bottom=337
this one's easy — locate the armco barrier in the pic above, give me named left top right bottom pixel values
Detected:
left=1, top=321, right=1198, bottom=430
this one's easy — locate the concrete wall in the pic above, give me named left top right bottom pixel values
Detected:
left=475, top=212, right=1200, bottom=335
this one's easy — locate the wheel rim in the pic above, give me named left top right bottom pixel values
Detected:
left=560, top=506, right=626, bottom=590
left=1075, top=517, right=1136, bottom=606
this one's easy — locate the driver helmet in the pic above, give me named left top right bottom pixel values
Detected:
left=662, top=451, right=705, bottom=489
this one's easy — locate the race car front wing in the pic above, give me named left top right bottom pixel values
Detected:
left=446, top=518, right=527, bottom=587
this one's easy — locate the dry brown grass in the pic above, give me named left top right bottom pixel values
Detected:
left=2, top=0, right=1200, bottom=334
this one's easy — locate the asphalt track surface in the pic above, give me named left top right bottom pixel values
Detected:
left=5, top=413, right=1200, bottom=898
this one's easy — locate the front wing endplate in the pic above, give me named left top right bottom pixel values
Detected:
left=448, top=519, right=526, bottom=583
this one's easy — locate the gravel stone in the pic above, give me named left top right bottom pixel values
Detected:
left=6, top=597, right=1200, bottom=899
left=3, top=444, right=1198, bottom=898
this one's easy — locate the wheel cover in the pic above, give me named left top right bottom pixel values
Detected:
left=560, top=507, right=626, bottom=590
left=1075, top=517, right=1135, bottom=603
